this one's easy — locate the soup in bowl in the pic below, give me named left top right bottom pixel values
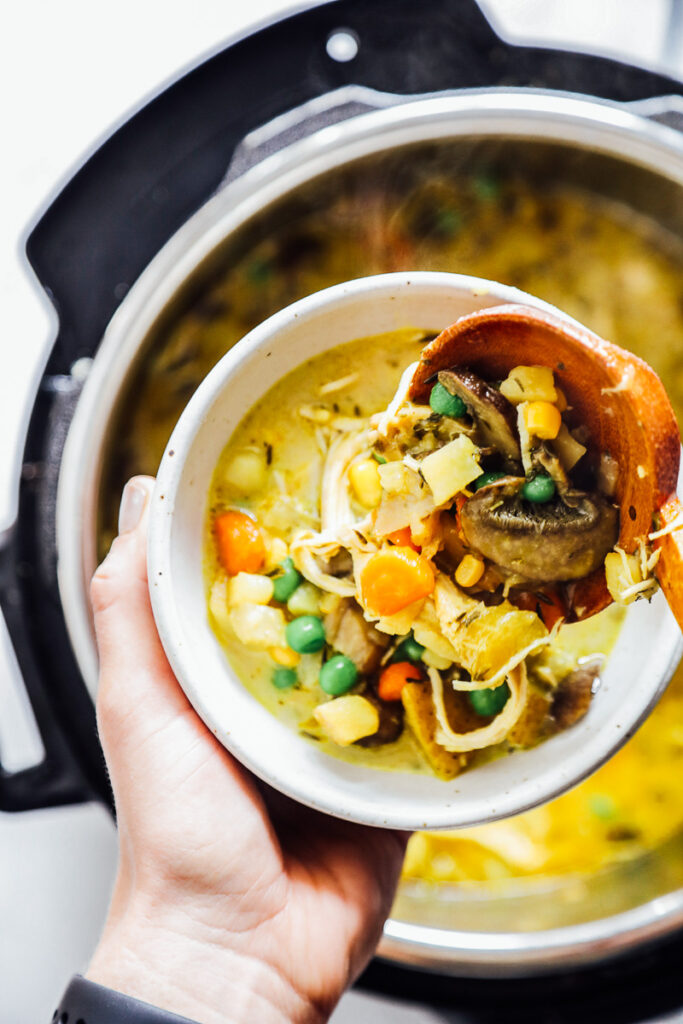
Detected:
left=147, top=273, right=682, bottom=830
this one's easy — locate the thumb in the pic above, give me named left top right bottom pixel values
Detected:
left=91, top=476, right=191, bottom=750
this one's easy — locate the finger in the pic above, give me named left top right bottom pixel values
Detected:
left=91, top=476, right=191, bottom=742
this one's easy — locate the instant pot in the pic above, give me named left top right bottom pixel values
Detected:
left=5, top=0, right=683, bottom=1019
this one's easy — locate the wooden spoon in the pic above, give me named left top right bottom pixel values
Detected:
left=409, top=303, right=683, bottom=626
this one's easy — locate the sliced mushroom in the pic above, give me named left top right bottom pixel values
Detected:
left=437, top=369, right=520, bottom=466
left=460, top=478, right=619, bottom=583
left=534, top=442, right=570, bottom=496
left=517, top=417, right=576, bottom=504
left=552, top=660, right=601, bottom=728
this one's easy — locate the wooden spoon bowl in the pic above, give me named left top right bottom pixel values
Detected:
left=409, top=304, right=683, bottom=626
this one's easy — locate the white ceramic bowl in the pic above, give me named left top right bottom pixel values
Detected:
left=148, top=272, right=683, bottom=830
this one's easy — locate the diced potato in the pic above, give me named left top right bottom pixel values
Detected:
left=313, top=695, right=380, bottom=746
left=402, top=681, right=463, bottom=779
left=412, top=621, right=459, bottom=663
left=604, top=550, right=656, bottom=604
left=229, top=572, right=274, bottom=606
left=223, top=447, right=267, bottom=494
left=228, top=603, right=287, bottom=649
left=552, top=423, right=587, bottom=470
left=349, top=458, right=382, bottom=508
left=319, top=592, right=342, bottom=615
left=208, top=576, right=232, bottom=636
left=287, top=582, right=322, bottom=616
left=499, top=365, right=557, bottom=405
left=378, top=460, right=413, bottom=494
left=297, top=651, right=324, bottom=690
left=420, top=436, right=481, bottom=506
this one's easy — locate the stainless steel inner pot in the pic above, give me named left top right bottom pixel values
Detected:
left=56, top=88, right=683, bottom=975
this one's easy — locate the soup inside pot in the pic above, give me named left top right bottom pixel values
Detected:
left=98, top=139, right=683, bottom=903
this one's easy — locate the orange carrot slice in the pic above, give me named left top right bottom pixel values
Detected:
left=378, top=661, right=424, bottom=702
left=361, top=547, right=435, bottom=617
left=214, top=510, right=265, bottom=576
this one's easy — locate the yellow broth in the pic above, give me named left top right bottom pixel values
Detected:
left=206, top=329, right=624, bottom=775
left=99, top=161, right=683, bottom=881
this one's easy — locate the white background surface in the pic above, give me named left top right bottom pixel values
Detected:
left=1, top=2, right=682, bottom=1022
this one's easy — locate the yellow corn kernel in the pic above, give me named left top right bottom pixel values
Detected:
left=319, top=591, right=342, bottom=615
left=555, top=387, right=568, bottom=412
left=263, top=535, right=288, bottom=572
left=349, top=457, right=382, bottom=508
left=455, top=554, right=486, bottom=588
left=523, top=401, right=562, bottom=440
left=270, top=646, right=300, bottom=668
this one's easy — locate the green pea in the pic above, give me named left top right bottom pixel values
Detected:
left=429, top=382, right=467, bottom=419
left=391, top=635, right=425, bottom=663
left=319, top=654, right=358, bottom=695
left=474, top=471, right=506, bottom=491
left=272, top=557, right=302, bottom=603
left=521, top=473, right=556, bottom=503
left=247, top=257, right=272, bottom=284
left=469, top=682, right=510, bottom=716
left=589, top=794, right=617, bottom=821
left=473, top=172, right=500, bottom=202
left=272, top=667, right=297, bottom=690
left=434, top=207, right=461, bottom=238
left=285, top=615, right=326, bottom=654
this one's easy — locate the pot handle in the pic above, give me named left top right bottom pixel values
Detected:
left=0, top=530, right=95, bottom=811
left=22, top=0, right=506, bottom=376
left=25, top=0, right=683, bottom=376
left=626, top=95, right=683, bottom=133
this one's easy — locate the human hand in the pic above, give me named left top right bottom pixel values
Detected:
left=87, top=476, right=407, bottom=1024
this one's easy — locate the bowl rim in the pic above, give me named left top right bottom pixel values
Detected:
left=147, top=271, right=683, bottom=832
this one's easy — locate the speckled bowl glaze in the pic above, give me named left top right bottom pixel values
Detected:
left=148, top=272, right=682, bottom=830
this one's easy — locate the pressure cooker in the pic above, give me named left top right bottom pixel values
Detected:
left=5, top=0, right=683, bottom=1018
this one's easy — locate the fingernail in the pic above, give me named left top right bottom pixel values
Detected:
left=118, top=479, right=149, bottom=535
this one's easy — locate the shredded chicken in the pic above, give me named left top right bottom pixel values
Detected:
left=320, top=431, right=371, bottom=531
left=650, top=514, right=683, bottom=541
left=375, top=361, right=420, bottom=436
left=290, top=531, right=358, bottom=597
left=319, top=372, right=359, bottom=395
left=428, top=662, right=528, bottom=752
